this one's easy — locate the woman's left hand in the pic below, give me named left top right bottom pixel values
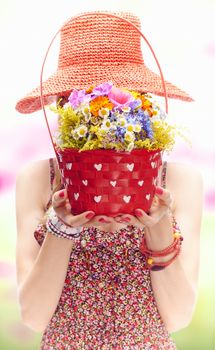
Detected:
left=114, top=186, right=173, bottom=228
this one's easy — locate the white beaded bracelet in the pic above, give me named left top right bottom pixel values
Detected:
left=46, top=207, right=83, bottom=240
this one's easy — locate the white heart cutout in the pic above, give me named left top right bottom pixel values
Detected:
left=138, top=180, right=144, bottom=186
left=146, top=194, right=150, bottom=200
left=94, top=195, right=102, bottom=203
left=74, top=193, right=79, bottom=200
left=82, top=180, right=88, bottom=186
left=94, top=164, right=102, bottom=171
left=110, top=181, right=117, bottom=187
left=127, top=163, right=134, bottom=171
left=66, top=162, right=72, bottom=170
left=151, top=161, right=156, bottom=169
left=123, top=195, right=131, bottom=203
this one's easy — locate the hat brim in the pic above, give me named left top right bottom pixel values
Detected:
left=15, top=64, right=194, bottom=114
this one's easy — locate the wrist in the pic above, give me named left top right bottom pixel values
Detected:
left=144, top=212, right=174, bottom=251
left=46, top=207, right=83, bottom=241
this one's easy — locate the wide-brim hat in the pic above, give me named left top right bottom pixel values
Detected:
left=15, top=11, right=193, bottom=114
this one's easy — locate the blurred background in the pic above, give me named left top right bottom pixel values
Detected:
left=0, top=0, right=214, bottom=349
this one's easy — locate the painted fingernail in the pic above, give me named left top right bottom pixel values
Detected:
left=121, top=217, right=131, bottom=222
left=155, top=187, right=163, bottom=195
left=99, top=218, right=111, bottom=223
left=135, top=209, right=142, bottom=217
left=86, top=212, right=95, bottom=219
left=59, top=190, right=65, bottom=198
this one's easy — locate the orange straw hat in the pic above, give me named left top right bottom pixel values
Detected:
left=15, top=11, right=193, bottom=114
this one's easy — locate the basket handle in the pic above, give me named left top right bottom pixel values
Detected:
left=40, top=12, right=169, bottom=162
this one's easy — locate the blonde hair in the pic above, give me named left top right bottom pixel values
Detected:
left=40, top=158, right=64, bottom=226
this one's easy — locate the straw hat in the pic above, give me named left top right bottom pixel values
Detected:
left=15, top=11, right=193, bottom=114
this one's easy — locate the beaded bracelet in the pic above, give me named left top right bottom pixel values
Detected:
left=139, top=215, right=183, bottom=271
left=46, top=207, right=83, bottom=240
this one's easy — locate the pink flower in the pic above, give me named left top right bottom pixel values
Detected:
left=108, top=86, right=134, bottom=108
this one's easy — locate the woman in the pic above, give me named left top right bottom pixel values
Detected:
left=15, top=11, right=203, bottom=349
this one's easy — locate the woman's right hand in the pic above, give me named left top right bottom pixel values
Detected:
left=52, top=188, right=116, bottom=228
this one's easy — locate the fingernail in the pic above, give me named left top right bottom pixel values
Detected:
left=120, top=217, right=131, bottom=222
left=135, top=209, right=142, bottom=217
left=86, top=212, right=95, bottom=219
left=99, top=218, right=111, bottom=223
left=59, top=190, right=65, bottom=198
left=155, top=187, right=163, bottom=195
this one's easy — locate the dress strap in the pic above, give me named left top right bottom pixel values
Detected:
left=160, top=160, right=167, bottom=189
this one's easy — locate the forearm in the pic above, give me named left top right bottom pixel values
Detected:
left=18, top=232, right=75, bottom=331
left=144, top=213, right=196, bottom=332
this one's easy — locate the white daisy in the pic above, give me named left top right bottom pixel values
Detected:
left=75, top=125, right=88, bottom=138
left=124, top=131, right=135, bottom=142
left=99, top=108, right=110, bottom=118
left=134, top=124, right=141, bottom=132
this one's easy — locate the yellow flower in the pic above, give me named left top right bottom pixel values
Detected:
left=126, top=124, right=134, bottom=132
left=90, top=96, right=113, bottom=117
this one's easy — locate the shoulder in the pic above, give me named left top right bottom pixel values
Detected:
left=16, top=158, right=53, bottom=211
left=165, top=161, right=203, bottom=213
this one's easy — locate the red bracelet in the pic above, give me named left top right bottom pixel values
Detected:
left=139, top=214, right=183, bottom=270
left=139, top=232, right=183, bottom=257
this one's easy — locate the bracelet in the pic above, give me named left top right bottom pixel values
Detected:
left=139, top=215, right=183, bottom=271
left=46, top=207, right=83, bottom=240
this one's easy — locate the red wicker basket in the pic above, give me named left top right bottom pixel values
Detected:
left=39, top=13, right=169, bottom=217
left=56, top=147, right=162, bottom=216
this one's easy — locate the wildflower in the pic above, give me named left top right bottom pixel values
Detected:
left=126, top=124, right=135, bottom=132
left=92, top=81, right=113, bottom=96
left=134, top=124, right=142, bottom=132
left=124, top=131, right=135, bottom=142
left=99, top=108, right=110, bottom=118
left=117, top=117, right=127, bottom=127
left=121, top=106, right=131, bottom=113
left=129, top=99, right=142, bottom=111
left=108, top=86, right=134, bottom=108
left=75, top=125, right=88, bottom=138
left=101, top=118, right=112, bottom=129
left=90, top=96, right=113, bottom=117
left=68, top=89, right=91, bottom=109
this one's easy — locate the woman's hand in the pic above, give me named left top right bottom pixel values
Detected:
left=114, top=186, right=173, bottom=228
left=52, top=188, right=116, bottom=229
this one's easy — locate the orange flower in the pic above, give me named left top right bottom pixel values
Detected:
left=86, top=86, right=94, bottom=94
left=90, top=96, right=114, bottom=117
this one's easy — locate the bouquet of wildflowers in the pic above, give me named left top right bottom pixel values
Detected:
left=51, top=82, right=177, bottom=152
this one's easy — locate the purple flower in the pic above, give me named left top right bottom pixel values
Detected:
left=129, top=99, right=142, bottom=110
left=92, top=82, right=113, bottom=96
left=68, top=89, right=87, bottom=109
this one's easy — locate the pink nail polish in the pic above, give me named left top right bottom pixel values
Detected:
left=86, top=212, right=95, bottom=219
left=155, top=187, right=163, bottom=195
left=59, top=190, right=65, bottom=198
left=135, top=209, right=142, bottom=217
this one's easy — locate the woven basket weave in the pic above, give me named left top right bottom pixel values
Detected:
left=56, top=147, right=162, bottom=216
